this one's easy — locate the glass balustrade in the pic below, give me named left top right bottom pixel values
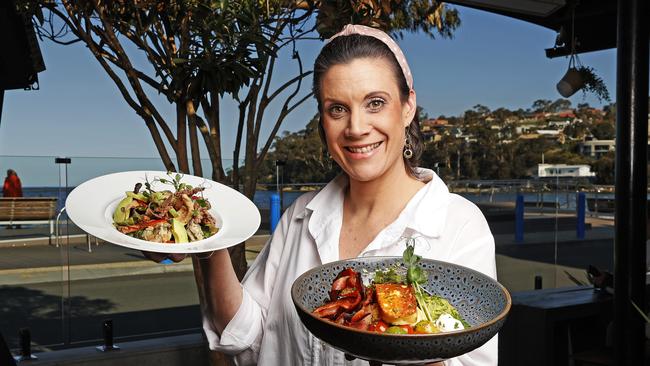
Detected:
left=0, top=154, right=626, bottom=353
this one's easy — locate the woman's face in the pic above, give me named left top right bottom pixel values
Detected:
left=320, top=57, right=416, bottom=183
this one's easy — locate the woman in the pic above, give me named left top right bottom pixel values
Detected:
left=152, top=25, right=497, bottom=365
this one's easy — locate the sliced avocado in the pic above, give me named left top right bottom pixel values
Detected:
left=113, top=196, right=134, bottom=224
left=171, top=218, right=189, bottom=243
left=151, top=191, right=171, bottom=205
left=126, top=192, right=148, bottom=202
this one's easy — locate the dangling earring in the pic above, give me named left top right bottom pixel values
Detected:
left=403, top=130, right=413, bottom=159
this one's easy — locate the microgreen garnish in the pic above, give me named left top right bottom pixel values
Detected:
left=403, top=238, right=435, bottom=322
left=404, top=241, right=427, bottom=286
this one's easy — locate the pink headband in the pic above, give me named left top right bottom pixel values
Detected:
left=327, top=24, right=414, bottom=90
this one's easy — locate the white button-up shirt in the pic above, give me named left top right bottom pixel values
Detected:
left=203, top=169, right=498, bottom=365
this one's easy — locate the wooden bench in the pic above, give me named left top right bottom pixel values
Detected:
left=0, top=197, right=58, bottom=243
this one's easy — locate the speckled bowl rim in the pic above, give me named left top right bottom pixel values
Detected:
left=291, top=256, right=512, bottom=338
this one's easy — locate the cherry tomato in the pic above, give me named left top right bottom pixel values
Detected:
left=369, top=320, right=388, bottom=333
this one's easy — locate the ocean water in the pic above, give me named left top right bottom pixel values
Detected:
left=21, top=186, right=308, bottom=212
left=22, top=186, right=603, bottom=212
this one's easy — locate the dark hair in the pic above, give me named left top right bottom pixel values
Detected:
left=312, top=34, right=423, bottom=178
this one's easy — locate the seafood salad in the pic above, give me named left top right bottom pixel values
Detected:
left=312, top=243, right=469, bottom=334
left=112, top=173, right=219, bottom=243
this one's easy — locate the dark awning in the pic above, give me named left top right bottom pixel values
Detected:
left=0, top=0, right=45, bottom=91
left=444, top=0, right=627, bottom=58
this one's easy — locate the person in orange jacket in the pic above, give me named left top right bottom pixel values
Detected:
left=3, top=169, right=24, bottom=229
left=3, top=169, right=23, bottom=198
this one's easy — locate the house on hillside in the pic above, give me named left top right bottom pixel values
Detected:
left=420, top=118, right=450, bottom=142
left=555, top=110, right=576, bottom=119
left=536, top=163, right=595, bottom=178
left=536, top=129, right=566, bottom=144
left=548, top=120, right=572, bottom=130
left=579, top=139, right=616, bottom=158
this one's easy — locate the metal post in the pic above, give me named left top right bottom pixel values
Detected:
left=515, top=194, right=524, bottom=243
left=576, top=192, right=585, bottom=239
left=14, top=328, right=37, bottom=361
left=275, top=160, right=285, bottom=211
left=614, top=0, right=648, bottom=364
left=275, top=163, right=279, bottom=194
left=270, top=193, right=281, bottom=233
left=96, top=319, right=119, bottom=352
left=54, top=157, right=71, bottom=346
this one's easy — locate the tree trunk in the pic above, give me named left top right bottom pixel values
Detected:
left=176, top=103, right=189, bottom=174
left=186, top=100, right=203, bottom=177
left=228, top=243, right=248, bottom=281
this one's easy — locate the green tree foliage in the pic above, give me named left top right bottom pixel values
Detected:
left=564, top=120, right=589, bottom=139
left=543, top=147, right=589, bottom=165
left=270, top=100, right=618, bottom=183
left=549, top=98, right=572, bottom=113
left=316, top=0, right=460, bottom=39
left=532, top=99, right=552, bottom=113
left=532, top=98, right=571, bottom=113
left=257, top=114, right=340, bottom=184
left=420, top=133, right=457, bottom=178
left=592, top=151, right=615, bottom=185
left=591, top=121, right=615, bottom=140
left=17, top=0, right=463, bottom=275
left=510, top=139, right=551, bottom=178
left=18, top=0, right=315, bottom=190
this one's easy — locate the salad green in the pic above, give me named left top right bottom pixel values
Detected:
left=112, top=173, right=219, bottom=243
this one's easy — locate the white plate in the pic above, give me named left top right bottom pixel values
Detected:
left=65, top=171, right=260, bottom=253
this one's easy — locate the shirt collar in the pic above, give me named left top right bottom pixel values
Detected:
left=300, top=168, right=450, bottom=241
left=302, top=173, right=347, bottom=241
left=398, top=168, right=450, bottom=238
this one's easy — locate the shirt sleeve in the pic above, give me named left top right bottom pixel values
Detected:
left=201, top=203, right=295, bottom=365
left=444, top=201, right=498, bottom=366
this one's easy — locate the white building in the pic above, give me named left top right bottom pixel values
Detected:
left=536, top=129, right=561, bottom=136
left=537, top=164, right=596, bottom=178
left=579, top=139, right=616, bottom=158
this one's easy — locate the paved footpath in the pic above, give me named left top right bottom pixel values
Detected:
left=0, top=233, right=269, bottom=285
left=0, top=216, right=621, bottom=290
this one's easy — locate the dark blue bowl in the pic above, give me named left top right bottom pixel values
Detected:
left=291, top=257, right=511, bottom=364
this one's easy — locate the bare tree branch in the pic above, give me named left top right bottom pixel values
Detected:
left=257, top=91, right=313, bottom=164
left=100, top=51, right=167, bottom=95
left=266, top=70, right=313, bottom=105
left=232, top=92, right=252, bottom=189
left=92, top=2, right=178, bottom=152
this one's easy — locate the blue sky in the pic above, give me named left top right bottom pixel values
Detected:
left=0, top=6, right=616, bottom=162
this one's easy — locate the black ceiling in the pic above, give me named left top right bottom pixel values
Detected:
left=444, top=0, right=628, bottom=58
left=0, top=0, right=45, bottom=91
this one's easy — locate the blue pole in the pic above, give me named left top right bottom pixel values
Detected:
left=577, top=192, right=586, bottom=239
left=515, top=194, right=524, bottom=243
left=270, top=193, right=281, bottom=233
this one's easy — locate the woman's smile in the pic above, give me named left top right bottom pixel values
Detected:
left=344, top=141, right=383, bottom=158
